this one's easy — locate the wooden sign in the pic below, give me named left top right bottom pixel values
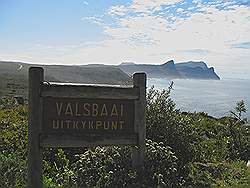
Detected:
left=42, top=98, right=134, bottom=133
left=28, top=67, right=146, bottom=188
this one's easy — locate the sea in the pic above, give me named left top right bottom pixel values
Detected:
left=147, top=75, right=250, bottom=120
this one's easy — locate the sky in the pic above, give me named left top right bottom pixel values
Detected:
left=0, top=0, right=250, bottom=77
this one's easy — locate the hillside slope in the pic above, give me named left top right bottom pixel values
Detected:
left=175, top=61, right=220, bottom=80
left=118, top=60, right=181, bottom=78
left=0, top=61, right=132, bottom=98
left=118, top=60, right=220, bottom=80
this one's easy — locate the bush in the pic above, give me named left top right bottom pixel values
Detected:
left=43, top=148, right=75, bottom=187
left=0, top=101, right=28, bottom=154
left=188, top=161, right=250, bottom=187
left=0, top=152, right=27, bottom=187
left=146, top=87, right=193, bottom=183
left=0, top=98, right=28, bottom=187
left=1, top=91, right=250, bottom=187
left=0, top=97, right=18, bottom=109
left=73, top=140, right=180, bottom=187
left=178, top=113, right=230, bottom=163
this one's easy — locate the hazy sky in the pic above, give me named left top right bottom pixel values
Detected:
left=1, top=0, right=250, bottom=76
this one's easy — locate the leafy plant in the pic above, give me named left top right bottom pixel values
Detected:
left=230, top=100, right=247, bottom=120
left=188, top=161, right=250, bottom=187
left=1, top=90, right=250, bottom=187
left=43, top=148, right=74, bottom=187
left=73, top=140, right=180, bottom=187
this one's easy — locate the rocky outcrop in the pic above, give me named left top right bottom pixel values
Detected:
left=118, top=60, right=220, bottom=80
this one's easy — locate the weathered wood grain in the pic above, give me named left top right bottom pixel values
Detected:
left=41, top=83, right=139, bottom=99
left=28, top=67, right=43, bottom=188
left=28, top=66, right=146, bottom=187
left=132, top=73, right=146, bottom=173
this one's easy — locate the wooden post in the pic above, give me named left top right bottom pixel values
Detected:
left=132, top=73, right=146, bottom=175
left=28, top=67, right=44, bottom=188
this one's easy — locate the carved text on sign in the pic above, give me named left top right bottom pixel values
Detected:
left=42, top=98, right=135, bottom=133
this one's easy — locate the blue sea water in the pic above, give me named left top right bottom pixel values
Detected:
left=148, top=77, right=250, bottom=120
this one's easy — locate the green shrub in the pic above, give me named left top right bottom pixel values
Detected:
left=188, top=160, right=250, bottom=187
left=178, top=113, right=230, bottom=162
left=0, top=98, right=28, bottom=187
left=43, top=148, right=75, bottom=187
left=146, top=87, right=193, bottom=183
left=73, top=140, right=180, bottom=187
left=220, top=117, right=250, bottom=161
left=1, top=91, right=250, bottom=187
left=143, top=140, right=181, bottom=187
left=0, top=152, right=27, bottom=187
left=0, top=103, right=28, bottom=154
left=0, top=97, right=18, bottom=109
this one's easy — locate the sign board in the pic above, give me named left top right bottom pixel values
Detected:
left=28, top=67, right=146, bottom=188
left=42, top=98, right=134, bottom=133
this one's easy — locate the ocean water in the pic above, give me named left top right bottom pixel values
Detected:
left=148, top=77, right=250, bottom=120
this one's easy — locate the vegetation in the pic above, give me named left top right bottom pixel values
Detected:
left=0, top=61, right=132, bottom=99
left=0, top=87, right=249, bottom=187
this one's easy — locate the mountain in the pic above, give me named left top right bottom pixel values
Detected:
left=0, top=61, right=132, bottom=98
left=118, top=60, right=220, bottom=80
left=175, top=61, right=220, bottom=80
left=119, top=60, right=181, bottom=78
left=0, top=60, right=220, bottom=98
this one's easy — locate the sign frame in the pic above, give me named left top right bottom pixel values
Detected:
left=28, top=67, right=146, bottom=188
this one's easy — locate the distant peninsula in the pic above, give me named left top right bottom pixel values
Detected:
left=0, top=60, right=220, bottom=98
left=118, top=60, right=220, bottom=80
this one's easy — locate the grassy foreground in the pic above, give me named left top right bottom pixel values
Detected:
left=0, top=87, right=249, bottom=187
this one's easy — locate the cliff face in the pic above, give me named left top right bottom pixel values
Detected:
left=175, top=61, right=220, bottom=80
left=119, top=60, right=181, bottom=79
left=118, top=60, right=220, bottom=80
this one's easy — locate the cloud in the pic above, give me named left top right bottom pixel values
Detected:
left=108, top=5, right=128, bottom=16
left=238, top=0, right=250, bottom=6
left=129, top=0, right=184, bottom=13
left=176, top=7, right=184, bottom=13
left=81, top=16, right=104, bottom=26
left=107, top=0, right=184, bottom=16
left=83, top=1, right=88, bottom=6
left=101, top=0, right=250, bottom=54
left=3, top=0, right=250, bottom=70
left=232, top=42, right=250, bottom=49
left=179, top=49, right=211, bottom=55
